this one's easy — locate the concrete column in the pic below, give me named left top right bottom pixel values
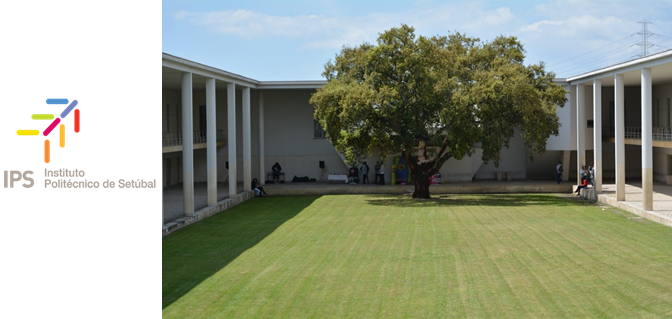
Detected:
left=562, top=150, right=571, bottom=182
left=615, top=74, right=625, bottom=201
left=593, top=79, right=602, bottom=192
left=258, top=90, right=265, bottom=186
left=227, top=83, right=237, bottom=197
left=181, top=72, right=194, bottom=216
left=206, top=78, right=217, bottom=206
left=642, top=68, right=653, bottom=211
left=569, top=85, right=578, bottom=184
left=577, top=84, right=586, bottom=183
left=242, top=87, right=252, bottom=191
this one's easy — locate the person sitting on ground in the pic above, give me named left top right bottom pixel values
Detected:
left=252, top=178, right=267, bottom=197
left=272, top=162, right=282, bottom=182
left=348, top=166, right=358, bottom=184
left=575, top=178, right=589, bottom=196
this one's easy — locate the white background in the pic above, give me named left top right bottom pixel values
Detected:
left=0, top=1, right=160, bottom=317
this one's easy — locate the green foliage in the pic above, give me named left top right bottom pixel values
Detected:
left=310, top=25, right=567, bottom=187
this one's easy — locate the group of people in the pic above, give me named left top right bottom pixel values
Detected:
left=574, top=163, right=596, bottom=196
left=357, top=161, right=386, bottom=185
left=557, top=160, right=597, bottom=196
left=253, top=160, right=389, bottom=197
left=251, top=162, right=282, bottom=197
left=259, top=159, right=597, bottom=196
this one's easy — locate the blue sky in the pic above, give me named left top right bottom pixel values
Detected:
left=163, top=0, right=672, bottom=81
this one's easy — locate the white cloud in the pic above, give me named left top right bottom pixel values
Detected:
left=174, top=10, right=340, bottom=38
left=520, top=20, right=564, bottom=32
left=412, top=4, right=516, bottom=36
left=169, top=0, right=672, bottom=65
left=513, top=1, right=670, bottom=76
left=479, top=7, right=515, bottom=28
left=171, top=4, right=518, bottom=50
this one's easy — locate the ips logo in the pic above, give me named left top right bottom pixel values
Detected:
left=3, top=171, right=34, bottom=188
left=16, top=99, right=81, bottom=163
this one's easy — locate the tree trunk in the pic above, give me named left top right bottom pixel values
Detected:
left=412, top=173, right=431, bottom=199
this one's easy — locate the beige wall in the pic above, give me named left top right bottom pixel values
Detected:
left=162, top=87, right=349, bottom=185
left=653, top=82, right=672, bottom=127
left=545, top=85, right=574, bottom=151
left=162, top=89, right=181, bottom=133
left=474, top=131, right=528, bottom=180
left=653, top=147, right=672, bottom=183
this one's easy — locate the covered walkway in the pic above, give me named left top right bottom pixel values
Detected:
left=163, top=180, right=573, bottom=225
left=599, top=181, right=672, bottom=226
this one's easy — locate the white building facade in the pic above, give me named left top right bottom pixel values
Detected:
left=566, top=50, right=672, bottom=210
left=162, top=50, right=672, bottom=217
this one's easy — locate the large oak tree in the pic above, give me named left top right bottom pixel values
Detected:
left=310, top=25, right=567, bottom=198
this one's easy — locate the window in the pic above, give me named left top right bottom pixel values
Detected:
left=199, top=105, right=207, bottom=132
left=314, top=120, right=326, bottom=139
left=163, top=104, right=169, bottom=132
left=656, top=99, right=660, bottom=127
left=609, top=101, right=614, bottom=129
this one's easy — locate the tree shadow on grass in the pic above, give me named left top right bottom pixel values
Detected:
left=162, top=196, right=319, bottom=309
left=365, top=194, right=577, bottom=208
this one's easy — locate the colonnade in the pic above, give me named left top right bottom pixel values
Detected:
left=576, top=68, right=653, bottom=210
left=180, top=72, right=265, bottom=216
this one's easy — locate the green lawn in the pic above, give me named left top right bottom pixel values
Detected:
left=163, top=194, right=672, bottom=318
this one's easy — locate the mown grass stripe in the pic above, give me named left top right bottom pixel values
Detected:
left=479, top=206, right=555, bottom=317
left=163, top=194, right=672, bottom=318
left=513, top=203, right=608, bottom=317
left=556, top=217, right=654, bottom=316
left=502, top=206, right=575, bottom=317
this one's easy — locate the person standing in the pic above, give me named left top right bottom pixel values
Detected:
left=374, top=161, right=381, bottom=184
left=556, top=161, right=564, bottom=184
left=359, top=161, right=369, bottom=184
left=378, top=162, right=386, bottom=185
left=589, top=163, right=595, bottom=188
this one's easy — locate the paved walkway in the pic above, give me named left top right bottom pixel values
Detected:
left=163, top=180, right=570, bottom=225
left=600, top=181, right=672, bottom=219
left=164, top=179, right=672, bottom=226
left=163, top=182, right=242, bottom=224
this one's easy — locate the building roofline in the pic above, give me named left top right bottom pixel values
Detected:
left=553, top=78, right=569, bottom=85
left=163, top=53, right=326, bottom=89
left=162, top=52, right=261, bottom=86
left=257, top=81, right=326, bottom=89
left=166, top=50, right=670, bottom=90
left=566, top=49, right=672, bottom=84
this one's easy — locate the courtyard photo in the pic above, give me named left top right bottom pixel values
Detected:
left=162, top=1, right=672, bottom=318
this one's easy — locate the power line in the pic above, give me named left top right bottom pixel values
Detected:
left=653, top=34, right=672, bottom=40
left=551, top=46, right=636, bottom=76
left=545, top=35, right=635, bottom=68
left=553, top=46, right=631, bottom=71
left=634, top=20, right=655, bottom=57
left=543, top=21, right=672, bottom=77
